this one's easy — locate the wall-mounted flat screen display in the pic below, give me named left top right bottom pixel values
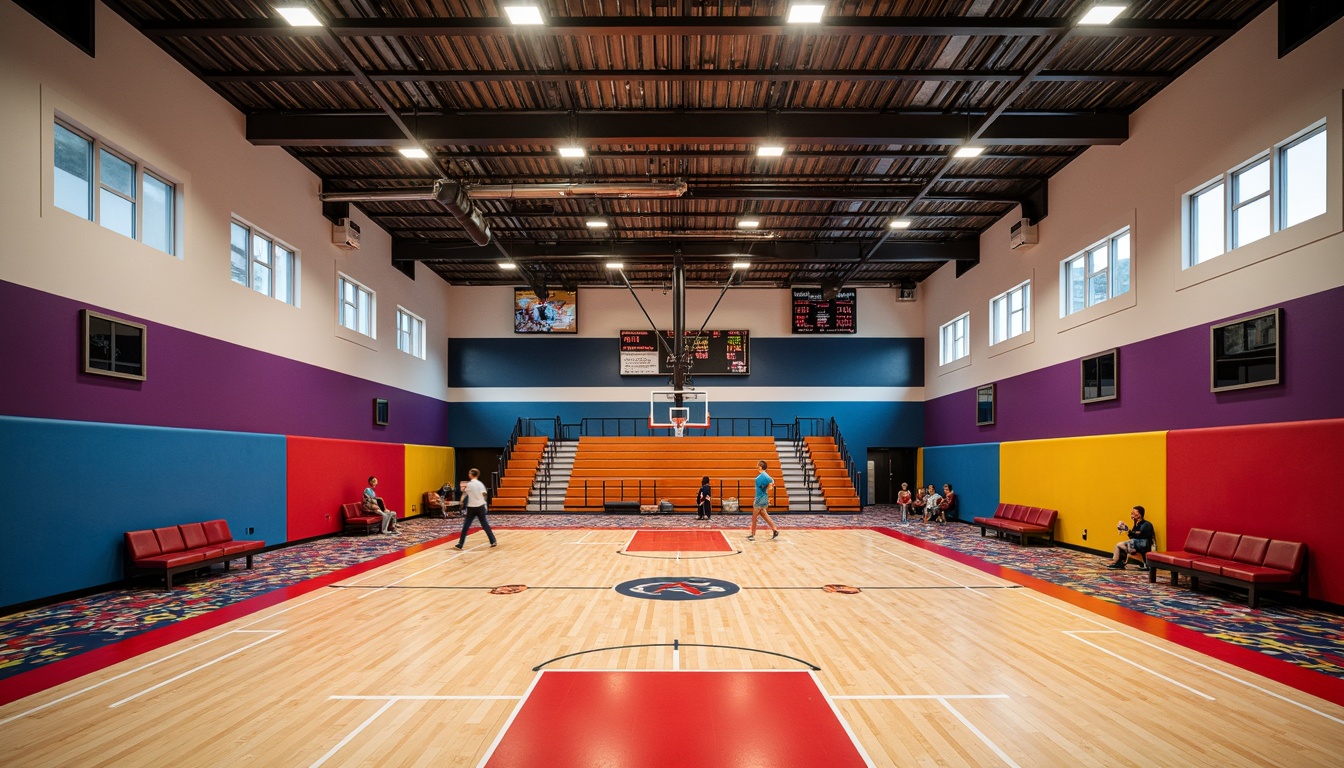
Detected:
left=619, top=330, right=749, bottom=375
left=514, top=288, right=577, bottom=333
left=792, top=288, right=857, bottom=333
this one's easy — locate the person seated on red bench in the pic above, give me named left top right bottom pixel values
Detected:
left=922, top=484, right=942, bottom=523
left=1106, top=505, right=1154, bottom=570
left=935, top=483, right=958, bottom=524
left=364, top=475, right=400, bottom=534
left=436, top=482, right=460, bottom=516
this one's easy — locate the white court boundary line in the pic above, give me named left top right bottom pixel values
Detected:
left=109, top=630, right=283, bottom=708
left=873, top=544, right=999, bottom=597
left=356, top=545, right=476, bottom=599
left=308, top=694, right=525, bottom=768
left=809, top=671, right=878, bottom=768
left=474, top=671, right=546, bottom=768
left=1065, top=630, right=1214, bottom=700
left=831, top=693, right=1015, bottom=768
left=1009, top=575, right=1344, bottom=724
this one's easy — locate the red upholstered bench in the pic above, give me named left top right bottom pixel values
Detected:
left=124, top=520, right=265, bottom=589
left=342, top=502, right=384, bottom=535
left=972, top=503, right=1058, bottom=546
left=1147, top=528, right=1308, bottom=608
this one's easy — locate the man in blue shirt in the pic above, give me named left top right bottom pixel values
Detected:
left=747, top=460, right=779, bottom=541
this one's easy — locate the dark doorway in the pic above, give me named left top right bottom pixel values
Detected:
left=866, top=448, right=918, bottom=506
left=458, top=447, right=504, bottom=492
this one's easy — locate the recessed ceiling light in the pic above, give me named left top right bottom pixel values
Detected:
left=605, top=262, right=624, bottom=270
left=786, top=4, right=826, bottom=24
left=503, top=5, right=545, bottom=25
left=953, top=145, right=986, bottom=158
left=558, top=146, right=586, bottom=158
left=275, top=6, right=322, bottom=26
left=499, top=262, right=517, bottom=270
left=738, top=218, right=761, bottom=229
left=889, top=219, right=912, bottom=229
left=757, top=145, right=785, bottom=158
left=398, top=147, right=429, bottom=159
left=1078, top=4, right=1126, bottom=25
left=731, top=262, right=752, bottom=270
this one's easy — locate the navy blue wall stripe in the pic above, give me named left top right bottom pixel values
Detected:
left=448, top=336, right=924, bottom=388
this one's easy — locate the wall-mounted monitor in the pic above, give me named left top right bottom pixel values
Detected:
left=82, top=309, right=146, bottom=381
left=1211, top=308, right=1280, bottom=392
left=1081, top=349, right=1119, bottom=403
left=514, top=288, right=577, bottom=333
left=374, top=398, right=389, bottom=426
left=976, top=383, right=995, bottom=426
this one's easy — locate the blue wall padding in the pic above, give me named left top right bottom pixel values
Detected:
left=921, top=443, right=1000, bottom=521
left=448, top=337, right=924, bottom=388
left=0, top=416, right=286, bottom=608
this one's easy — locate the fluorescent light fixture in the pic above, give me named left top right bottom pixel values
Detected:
left=786, top=4, right=826, bottom=24
left=737, top=218, right=761, bottom=229
left=605, top=262, right=624, bottom=270
left=398, top=147, right=429, bottom=159
left=558, top=146, right=586, bottom=158
left=953, top=145, right=986, bottom=158
left=498, top=262, right=517, bottom=270
left=731, top=262, right=751, bottom=270
left=503, top=5, right=545, bottom=25
left=1078, top=4, right=1126, bottom=25
left=756, top=145, right=785, bottom=158
left=275, top=5, right=322, bottom=26
left=585, top=218, right=609, bottom=228
left=888, top=218, right=912, bottom=229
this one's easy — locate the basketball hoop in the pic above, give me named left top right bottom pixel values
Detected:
left=671, top=416, right=687, bottom=438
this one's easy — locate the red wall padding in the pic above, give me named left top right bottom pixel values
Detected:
left=1168, top=418, right=1344, bottom=605
left=286, top=436, right=405, bottom=541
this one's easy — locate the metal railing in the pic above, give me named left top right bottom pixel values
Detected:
left=570, top=478, right=783, bottom=510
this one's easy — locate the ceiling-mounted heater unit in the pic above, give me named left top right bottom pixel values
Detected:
left=1009, top=218, right=1038, bottom=250
left=896, top=285, right=917, bottom=302
left=333, top=218, right=361, bottom=250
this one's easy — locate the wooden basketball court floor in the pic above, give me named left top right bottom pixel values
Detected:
left=2, top=527, right=1343, bottom=767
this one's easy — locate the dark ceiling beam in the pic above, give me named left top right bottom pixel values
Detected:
left=140, top=16, right=1236, bottom=40
left=373, top=210, right=1003, bottom=223
left=393, top=238, right=978, bottom=264
left=201, top=68, right=1171, bottom=85
left=320, top=173, right=1048, bottom=184
left=294, top=148, right=1075, bottom=161
left=247, top=111, right=1127, bottom=147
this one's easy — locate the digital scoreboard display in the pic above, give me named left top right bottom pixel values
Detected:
left=619, top=330, right=750, bottom=375
left=792, top=288, right=857, bottom=333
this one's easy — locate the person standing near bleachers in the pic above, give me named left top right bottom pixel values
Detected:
left=697, top=475, right=712, bottom=521
left=454, top=468, right=497, bottom=550
left=747, top=460, right=779, bottom=541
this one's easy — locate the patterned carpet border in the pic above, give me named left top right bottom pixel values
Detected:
left=2, top=508, right=1341, bottom=690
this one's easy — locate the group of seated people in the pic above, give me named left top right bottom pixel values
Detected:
left=362, top=477, right=461, bottom=535
left=896, top=482, right=958, bottom=523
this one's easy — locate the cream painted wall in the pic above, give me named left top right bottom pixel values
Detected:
left=0, top=3, right=451, bottom=401
left=445, top=285, right=923, bottom=339
left=921, top=6, right=1344, bottom=398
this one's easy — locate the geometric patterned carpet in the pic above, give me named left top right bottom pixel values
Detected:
left=2, top=506, right=1342, bottom=686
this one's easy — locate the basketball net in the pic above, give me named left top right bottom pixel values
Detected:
left=671, top=416, right=686, bottom=438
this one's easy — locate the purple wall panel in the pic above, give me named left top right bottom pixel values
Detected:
left=926, top=286, right=1344, bottom=446
left=0, top=280, right=449, bottom=445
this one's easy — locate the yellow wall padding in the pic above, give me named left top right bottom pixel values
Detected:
left=999, top=432, right=1166, bottom=551
left=403, top=444, right=455, bottom=516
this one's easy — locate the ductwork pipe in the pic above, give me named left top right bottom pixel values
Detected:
left=466, top=180, right=688, bottom=199
left=319, top=180, right=492, bottom=246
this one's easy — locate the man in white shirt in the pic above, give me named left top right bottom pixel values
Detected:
left=454, top=468, right=498, bottom=549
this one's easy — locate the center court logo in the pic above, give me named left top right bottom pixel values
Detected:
left=614, top=577, right=740, bottom=601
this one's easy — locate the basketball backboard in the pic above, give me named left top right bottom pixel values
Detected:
left=650, top=390, right=710, bottom=432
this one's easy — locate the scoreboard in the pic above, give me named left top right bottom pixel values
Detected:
left=792, top=288, right=857, bottom=333
left=619, top=330, right=750, bottom=375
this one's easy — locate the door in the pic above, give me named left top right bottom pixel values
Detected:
left=457, top=448, right=504, bottom=493
left=867, top=448, right=918, bottom=506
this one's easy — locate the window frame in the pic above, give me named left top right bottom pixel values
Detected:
left=1061, top=227, right=1131, bottom=317
left=396, top=306, right=427, bottom=359
left=53, top=118, right=178, bottom=256
left=230, top=219, right=298, bottom=305
left=337, top=274, right=376, bottom=339
left=1183, top=121, right=1328, bottom=269
left=939, top=312, right=970, bottom=367
left=989, top=280, right=1031, bottom=346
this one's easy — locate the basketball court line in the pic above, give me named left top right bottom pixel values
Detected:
left=108, top=629, right=284, bottom=708
left=1064, top=630, right=1215, bottom=700
left=0, top=628, right=284, bottom=726
left=310, top=694, right=527, bottom=768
